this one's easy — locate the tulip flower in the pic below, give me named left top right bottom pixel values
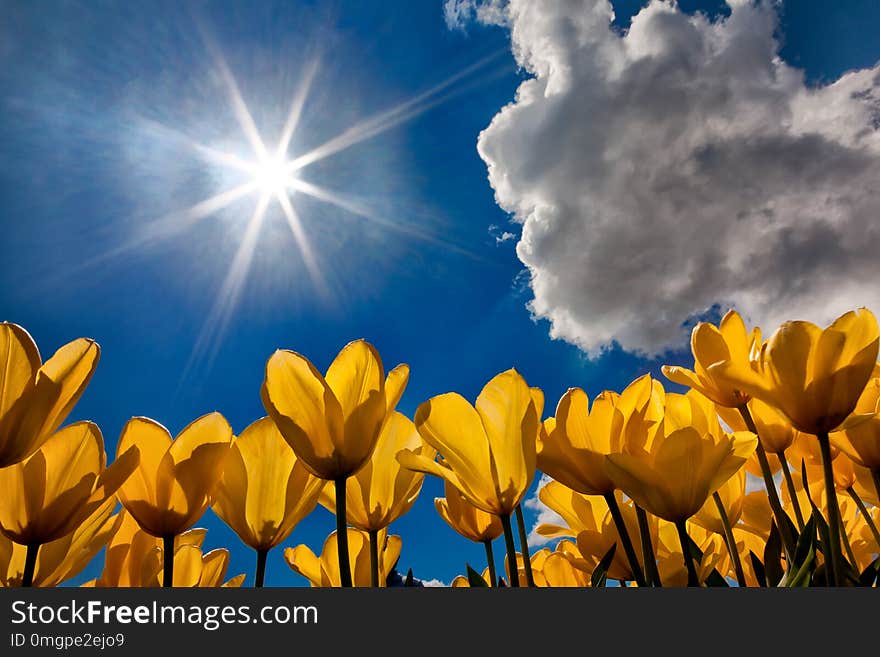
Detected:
left=212, top=417, right=324, bottom=587
left=662, top=310, right=761, bottom=408
left=398, top=368, right=539, bottom=587
left=832, top=376, right=880, bottom=503
left=435, top=481, right=503, bottom=585
left=451, top=567, right=491, bottom=587
left=710, top=308, right=879, bottom=585
left=575, top=496, right=654, bottom=584
left=606, top=389, right=756, bottom=585
left=319, top=410, right=433, bottom=586
left=0, top=498, right=120, bottom=587
left=262, top=340, right=389, bottom=587
left=541, top=541, right=591, bottom=587
left=0, top=322, right=100, bottom=467
left=692, top=469, right=747, bottom=585
left=538, top=376, right=657, bottom=586
left=87, top=512, right=244, bottom=587
left=116, top=412, right=233, bottom=587
left=0, top=421, right=138, bottom=586
left=285, top=528, right=402, bottom=587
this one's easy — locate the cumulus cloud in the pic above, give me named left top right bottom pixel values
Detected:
left=444, top=0, right=508, bottom=31
left=420, top=578, right=449, bottom=587
left=523, top=474, right=565, bottom=547
left=466, top=0, right=880, bottom=355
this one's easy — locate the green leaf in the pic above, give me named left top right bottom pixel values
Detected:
left=466, top=564, right=488, bottom=587
left=404, top=568, right=415, bottom=587
left=591, top=543, right=617, bottom=588
left=858, top=557, right=880, bottom=587
left=763, top=521, right=784, bottom=586
left=704, top=568, right=730, bottom=587
left=749, top=551, right=767, bottom=588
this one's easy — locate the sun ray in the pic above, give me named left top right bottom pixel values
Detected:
left=276, top=58, right=320, bottom=159
left=288, top=50, right=505, bottom=172
left=290, top=178, right=482, bottom=259
left=276, top=189, right=330, bottom=299
left=189, top=192, right=272, bottom=369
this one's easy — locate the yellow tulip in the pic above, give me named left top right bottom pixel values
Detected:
left=662, top=310, right=761, bottom=408
left=538, top=388, right=621, bottom=496
left=116, top=412, right=232, bottom=587
left=655, top=521, right=727, bottom=587
left=398, top=368, right=538, bottom=517
left=709, top=308, right=879, bottom=436
left=212, top=416, right=323, bottom=587
left=285, top=528, right=402, bottom=587
left=541, top=541, right=591, bottom=587
left=0, top=498, right=120, bottom=587
left=397, top=368, right=538, bottom=587
left=262, top=341, right=393, bottom=588
left=116, top=412, right=232, bottom=539
left=0, top=323, right=100, bottom=467
left=533, top=480, right=604, bottom=539
left=606, top=388, right=755, bottom=585
left=261, top=340, right=388, bottom=481
left=435, top=481, right=504, bottom=544
left=451, top=567, right=491, bottom=587
left=831, top=376, right=880, bottom=474
left=692, top=469, right=746, bottom=536
left=607, top=390, right=756, bottom=523
left=0, top=421, right=138, bottom=586
left=717, top=398, right=797, bottom=456
left=86, top=511, right=244, bottom=587
left=320, top=411, right=433, bottom=532
left=575, top=495, right=654, bottom=583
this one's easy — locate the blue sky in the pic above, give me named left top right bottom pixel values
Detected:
left=1, top=0, right=879, bottom=586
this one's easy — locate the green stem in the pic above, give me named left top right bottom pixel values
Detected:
left=163, top=535, right=175, bottom=588
left=873, top=469, right=880, bottom=507
left=514, top=505, right=535, bottom=587
left=778, top=452, right=805, bottom=531
left=713, top=492, right=746, bottom=587
left=21, top=543, right=40, bottom=588
left=368, top=528, right=380, bottom=588
left=334, top=477, right=353, bottom=588
left=500, top=513, right=520, bottom=588
left=604, top=492, right=646, bottom=587
left=839, top=512, right=857, bottom=572
left=483, top=540, right=497, bottom=587
left=738, top=405, right=796, bottom=555
left=254, top=548, right=268, bottom=588
left=847, top=486, right=880, bottom=549
left=635, top=505, right=661, bottom=587
left=817, top=432, right=843, bottom=586
left=675, top=520, right=700, bottom=587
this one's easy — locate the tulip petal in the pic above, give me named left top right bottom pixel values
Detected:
left=262, top=350, right=343, bottom=479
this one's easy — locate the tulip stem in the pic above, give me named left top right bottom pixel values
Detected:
left=635, top=505, right=661, bottom=587
left=738, top=405, right=796, bottom=555
left=254, top=549, right=268, bottom=588
left=603, top=493, right=646, bottom=587
left=21, top=543, right=39, bottom=588
left=483, top=540, right=497, bottom=587
left=778, top=453, right=805, bottom=531
left=873, top=469, right=880, bottom=507
left=713, top=492, right=746, bottom=587
left=163, top=535, right=174, bottom=588
left=368, top=529, right=380, bottom=588
left=514, top=505, right=535, bottom=587
left=674, top=520, right=700, bottom=587
left=500, top=513, right=520, bottom=588
left=839, top=513, right=857, bottom=570
left=847, top=486, right=880, bottom=549
left=816, top=432, right=843, bottom=586
left=334, top=477, right=353, bottom=588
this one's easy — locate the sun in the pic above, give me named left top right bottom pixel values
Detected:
left=250, top=155, right=293, bottom=196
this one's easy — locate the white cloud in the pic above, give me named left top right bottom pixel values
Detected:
left=443, top=0, right=508, bottom=32
left=523, top=474, right=564, bottom=547
left=420, top=578, right=449, bottom=587
left=466, top=0, right=880, bottom=355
